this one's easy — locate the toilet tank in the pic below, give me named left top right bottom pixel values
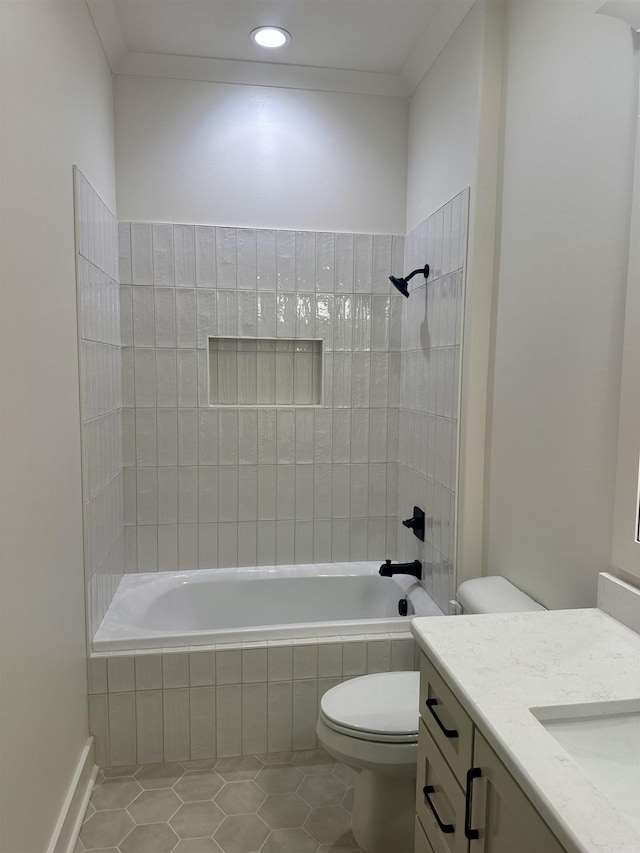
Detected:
left=456, top=576, right=545, bottom=614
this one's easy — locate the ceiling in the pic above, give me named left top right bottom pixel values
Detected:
left=87, top=0, right=476, bottom=96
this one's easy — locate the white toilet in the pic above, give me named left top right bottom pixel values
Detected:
left=316, top=575, right=544, bottom=853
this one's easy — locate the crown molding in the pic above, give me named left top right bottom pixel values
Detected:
left=117, top=51, right=409, bottom=97
left=86, top=0, right=470, bottom=98
left=402, top=0, right=477, bottom=95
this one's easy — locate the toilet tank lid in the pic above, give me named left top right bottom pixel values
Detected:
left=457, top=576, right=545, bottom=614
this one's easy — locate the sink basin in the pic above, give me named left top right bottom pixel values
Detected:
left=532, top=700, right=640, bottom=833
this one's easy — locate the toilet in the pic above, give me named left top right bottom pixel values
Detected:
left=316, top=575, right=544, bottom=853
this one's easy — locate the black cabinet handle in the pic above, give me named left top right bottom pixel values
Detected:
left=423, top=785, right=454, bottom=834
left=464, top=767, right=481, bottom=840
left=426, top=698, right=458, bottom=738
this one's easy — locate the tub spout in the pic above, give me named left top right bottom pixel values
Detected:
left=379, top=559, right=422, bottom=580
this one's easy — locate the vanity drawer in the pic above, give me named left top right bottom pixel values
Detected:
left=420, top=654, right=474, bottom=786
left=415, top=815, right=436, bottom=853
left=416, top=720, right=468, bottom=853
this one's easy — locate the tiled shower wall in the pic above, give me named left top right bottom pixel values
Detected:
left=397, top=190, right=469, bottom=614
left=118, top=225, right=404, bottom=573
left=74, top=169, right=123, bottom=638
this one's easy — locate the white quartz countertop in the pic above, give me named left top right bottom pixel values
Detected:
left=411, top=608, right=640, bottom=853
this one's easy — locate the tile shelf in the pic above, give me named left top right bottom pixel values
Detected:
left=208, top=336, right=323, bottom=407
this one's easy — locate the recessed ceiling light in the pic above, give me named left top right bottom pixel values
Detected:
left=250, top=26, right=291, bottom=49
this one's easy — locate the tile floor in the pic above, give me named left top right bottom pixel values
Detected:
left=76, top=750, right=363, bottom=853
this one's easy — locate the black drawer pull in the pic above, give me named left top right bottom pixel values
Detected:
left=465, top=767, right=481, bottom=840
left=426, top=698, right=458, bottom=738
left=423, top=785, right=454, bottom=834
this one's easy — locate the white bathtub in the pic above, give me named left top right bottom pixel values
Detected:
left=93, top=561, right=443, bottom=652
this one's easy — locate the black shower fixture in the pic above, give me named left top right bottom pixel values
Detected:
left=389, top=264, right=430, bottom=298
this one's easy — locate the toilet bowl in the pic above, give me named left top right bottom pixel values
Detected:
left=316, top=575, right=544, bottom=853
left=317, top=671, right=420, bottom=853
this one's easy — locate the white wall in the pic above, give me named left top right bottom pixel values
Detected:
left=405, top=0, right=506, bottom=588
left=486, top=1, right=639, bottom=608
left=114, top=75, right=408, bottom=234
left=406, top=1, right=484, bottom=233
left=0, top=2, right=116, bottom=850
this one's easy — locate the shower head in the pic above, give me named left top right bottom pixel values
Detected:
left=389, top=264, right=430, bottom=298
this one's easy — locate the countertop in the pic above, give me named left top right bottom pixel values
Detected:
left=411, top=608, right=640, bottom=853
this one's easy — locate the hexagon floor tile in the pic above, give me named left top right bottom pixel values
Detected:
left=80, top=751, right=363, bottom=852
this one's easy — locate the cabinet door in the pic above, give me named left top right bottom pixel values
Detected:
left=416, top=721, right=469, bottom=853
left=415, top=816, right=436, bottom=853
left=420, top=654, right=474, bottom=787
left=468, top=732, right=566, bottom=853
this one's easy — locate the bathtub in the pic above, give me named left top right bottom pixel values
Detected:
left=93, top=561, right=443, bottom=652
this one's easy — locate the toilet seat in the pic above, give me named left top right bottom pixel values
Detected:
left=320, top=672, right=419, bottom=744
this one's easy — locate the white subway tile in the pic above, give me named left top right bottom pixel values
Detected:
left=178, top=409, right=198, bottom=466
left=136, top=469, right=158, bottom=525
left=216, top=228, right=237, bottom=289
left=119, top=222, right=132, bottom=285
left=342, top=641, right=366, bottom=676
left=131, top=223, right=153, bottom=285
left=135, top=655, right=163, bottom=690
left=242, top=648, right=267, bottom=683
left=216, top=685, right=242, bottom=757
left=135, top=409, right=157, bottom=467
left=88, top=658, right=107, bottom=694
left=242, top=683, right=267, bottom=755
left=236, top=228, right=257, bottom=290
left=335, top=234, right=354, bottom=293
left=178, top=523, right=198, bottom=570
left=89, top=694, right=109, bottom=767
left=391, top=639, right=416, bottom=671
left=163, top=653, right=190, bottom=688
left=237, top=521, right=257, bottom=567
left=276, top=520, right=294, bottom=565
left=256, top=229, right=277, bottom=291
left=134, top=349, right=156, bottom=407
left=267, top=681, right=293, bottom=753
left=198, top=523, right=218, bottom=568
left=196, top=290, right=217, bottom=348
left=154, top=287, right=176, bottom=348
left=163, top=688, right=190, bottom=761
left=136, top=690, right=163, bottom=764
left=367, top=639, right=391, bottom=673
left=137, top=525, right=158, bottom=572
left=176, top=289, right=197, bottom=348
left=157, top=409, right=178, bottom=466
left=152, top=224, right=174, bottom=286
left=175, top=225, right=196, bottom=287
left=195, top=226, right=216, bottom=288
left=157, top=467, right=178, bottom=525
left=190, top=651, right=216, bottom=686
left=190, top=686, right=216, bottom=759
left=108, top=692, right=136, bottom=766
left=292, top=680, right=317, bottom=750
left=312, top=518, right=332, bottom=563
left=218, top=522, right=238, bottom=568
left=318, top=644, right=342, bottom=677
left=294, top=520, right=313, bottom=563
left=257, top=521, right=276, bottom=565
left=198, top=467, right=219, bottom=523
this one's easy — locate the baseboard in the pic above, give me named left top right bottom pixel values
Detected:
left=47, top=737, right=98, bottom=853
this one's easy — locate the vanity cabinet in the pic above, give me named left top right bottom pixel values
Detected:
left=415, top=653, right=567, bottom=853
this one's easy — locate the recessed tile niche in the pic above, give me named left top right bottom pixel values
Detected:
left=208, top=337, right=323, bottom=406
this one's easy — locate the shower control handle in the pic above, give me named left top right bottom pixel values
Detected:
left=402, top=506, right=425, bottom=542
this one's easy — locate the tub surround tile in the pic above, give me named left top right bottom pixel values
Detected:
left=120, top=222, right=401, bottom=573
